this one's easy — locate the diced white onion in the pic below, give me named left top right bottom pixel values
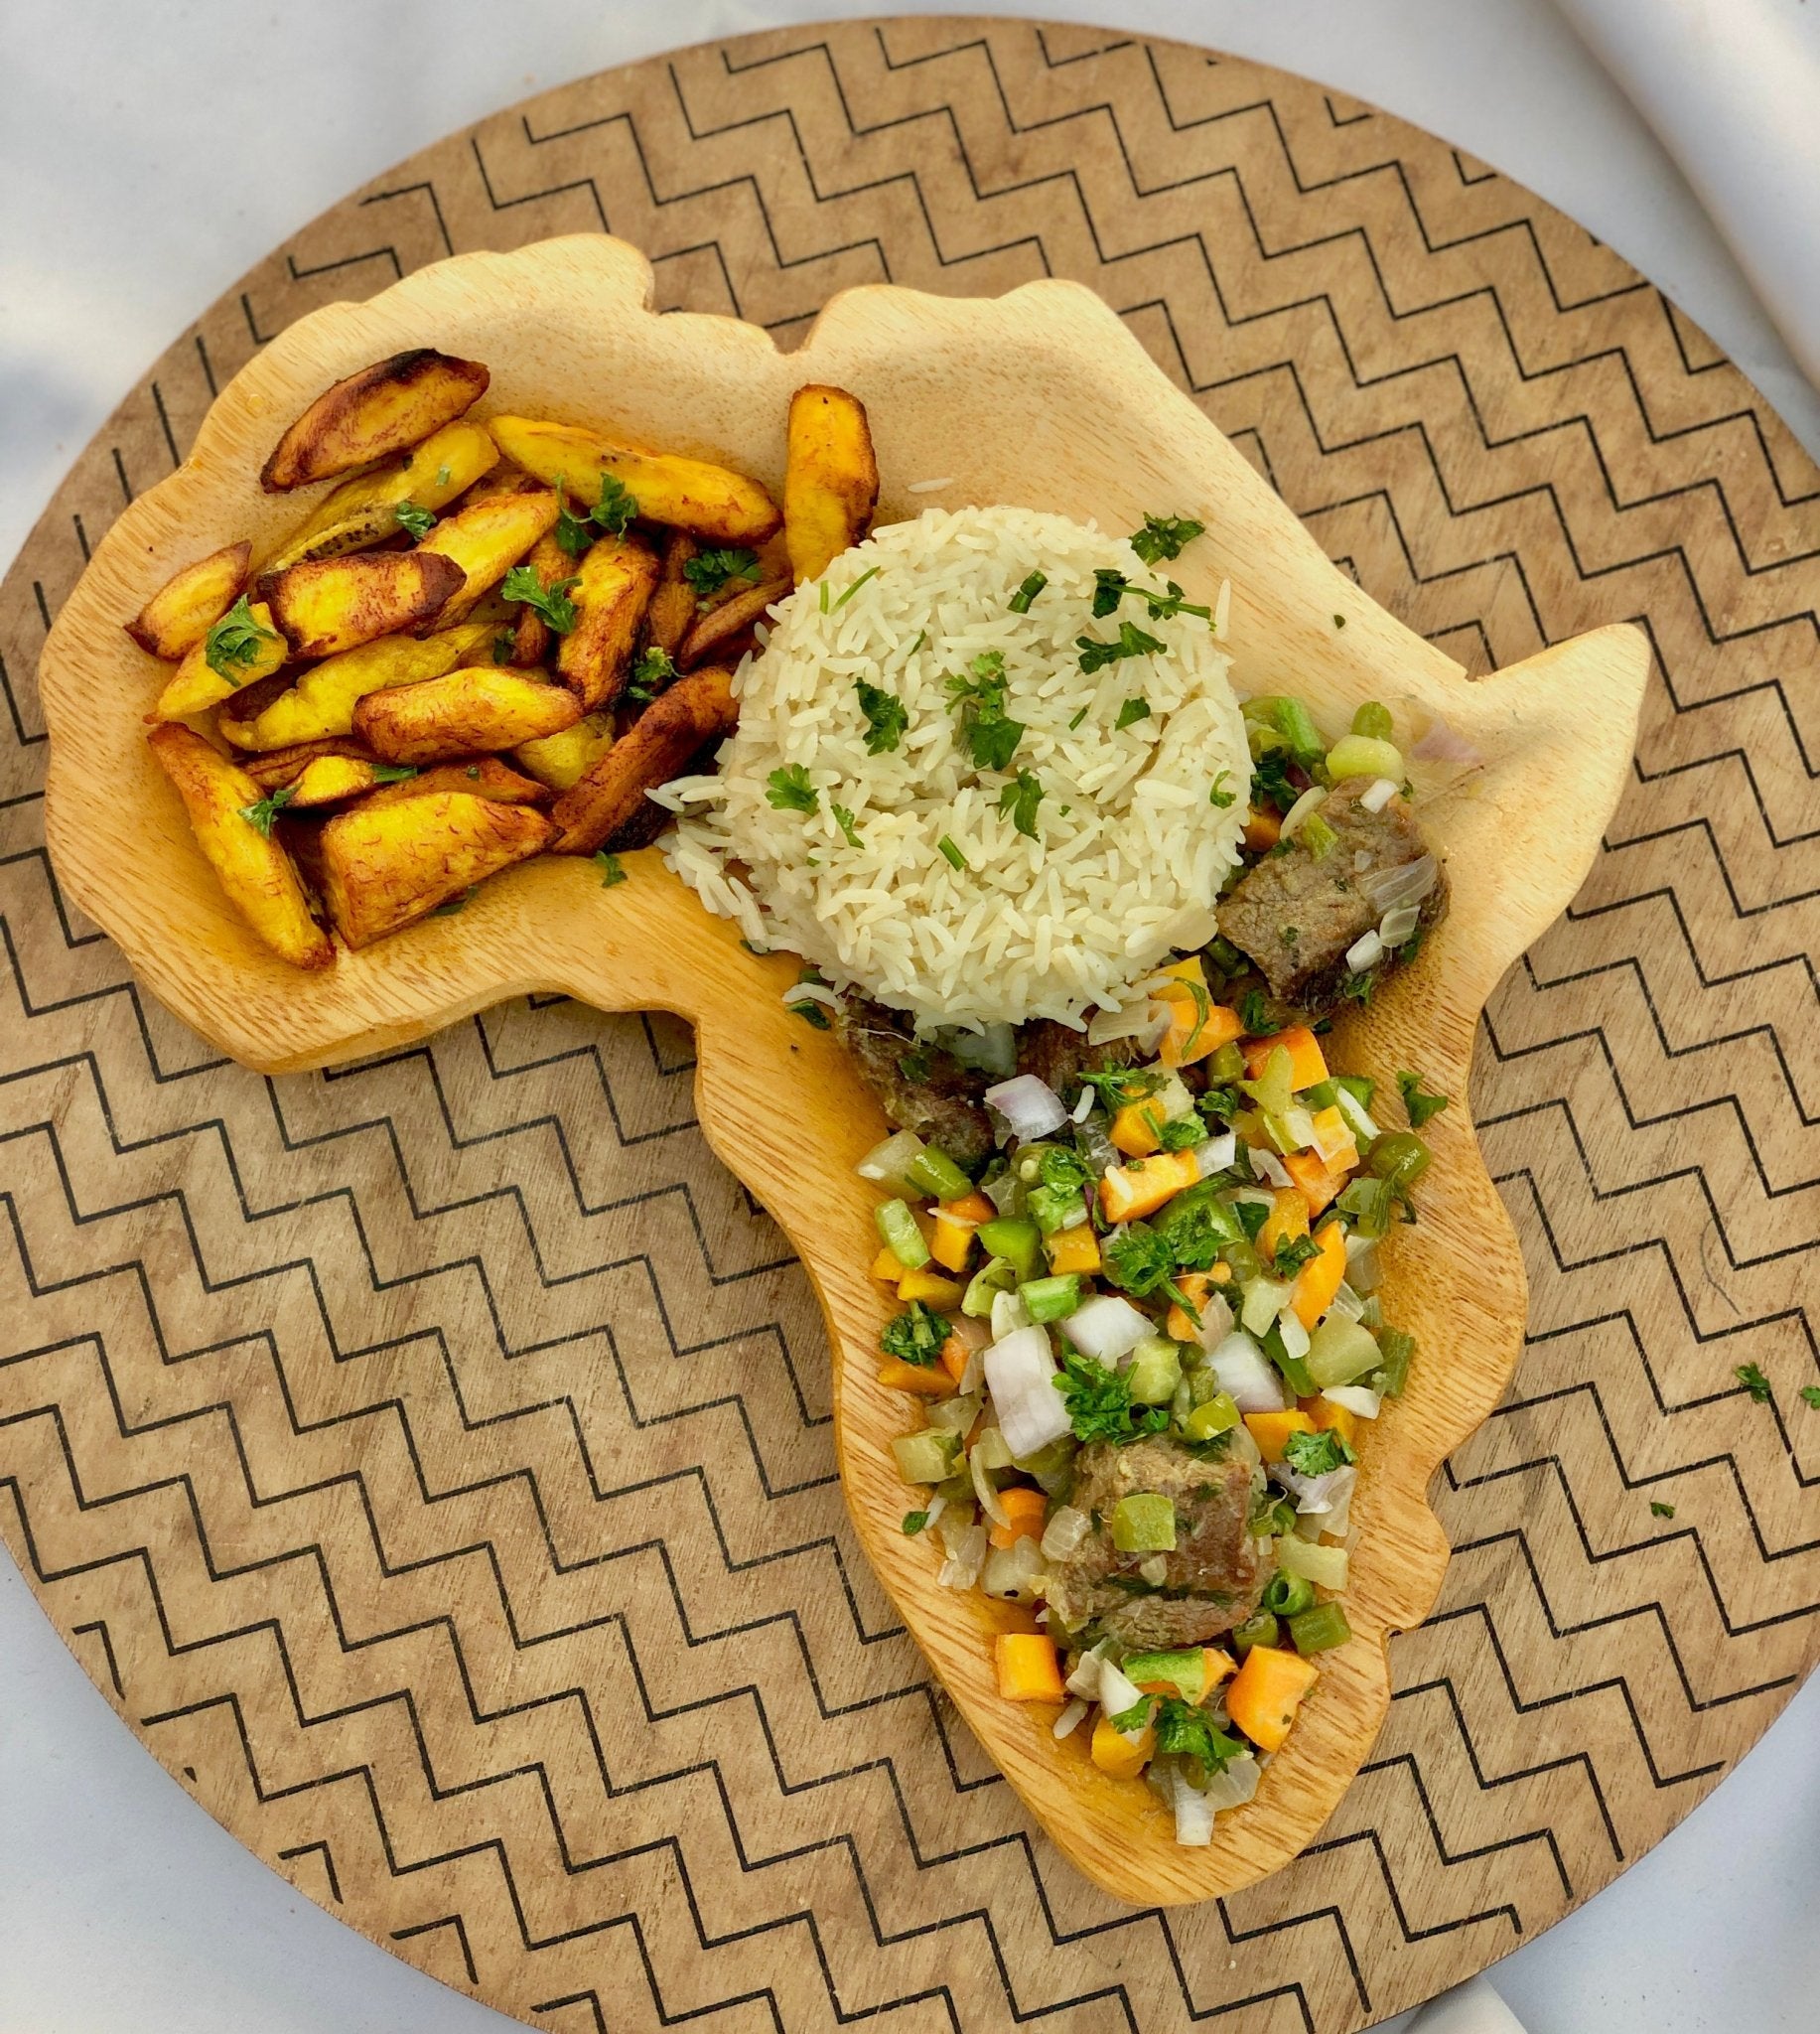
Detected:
left=1250, top=1148, right=1293, bottom=1189
left=1344, top=929, right=1384, bottom=974
left=1040, top=1505, right=1093, bottom=1563
left=1070, top=1085, right=1095, bottom=1124
left=1239, top=1275, right=1294, bottom=1336
left=1378, top=902, right=1422, bottom=946
left=1087, top=999, right=1170, bottom=1049
left=983, top=1328, right=1071, bottom=1460
left=1358, top=777, right=1400, bottom=814
left=990, top=1289, right=1032, bottom=1342
left=1281, top=1107, right=1318, bottom=1151
left=856, top=1129, right=925, bottom=1184
left=939, top=1022, right=1017, bottom=1077
left=1363, top=852, right=1438, bottom=912
left=983, top=1073, right=1069, bottom=1142
left=1208, top=1331, right=1286, bottom=1411
left=1065, top=1642, right=1112, bottom=1700
left=1138, top=1553, right=1170, bottom=1586
left=926, top=1389, right=983, bottom=1434
left=1190, top=1289, right=1236, bottom=1355
left=1333, top=1087, right=1380, bottom=1144
left=1200, top=1753, right=1262, bottom=1812
left=1096, top=1660, right=1145, bottom=1729
left=981, top=1536, right=1046, bottom=1600
left=936, top=1521, right=988, bottom=1589
left=1277, top=1310, right=1311, bottom=1365
left=1053, top=1697, right=1088, bottom=1739
left=1326, top=1281, right=1366, bottom=1322
left=781, top=980, right=841, bottom=1009
left=1343, top=1232, right=1382, bottom=1292
left=1279, top=786, right=1328, bottom=840
left=1276, top=1531, right=1350, bottom=1589
left=1170, top=1764, right=1216, bottom=1846
left=970, top=1433, right=1011, bottom=1527
left=1411, top=717, right=1483, bottom=770
left=1277, top=1462, right=1357, bottom=1521
left=922, top=1494, right=947, bottom=1530
left=1192, top=1132, right=1237, bottom=1178
left=1060, top=1293, right=1153, bottom=1365
left=1324, top=1383, right=1382, bottom=1419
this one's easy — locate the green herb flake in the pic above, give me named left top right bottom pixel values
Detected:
left=592, top=472, right=637, bottom=537
left=1076, top=619, right=1166, bottom=675
left=204, top=595, right=280, bottom=680
left=1116, top=697, right=1152, bottom=731
left=1282, top=1426, right=1356, bottom=1476
left=902, top=1510, right=930, bottom=1535
left=684, top=546, right=761, bottom=603
left=1397, top=1070, right=1451, bottom=1129
left=1209, top=769, right=1237, bottom=809
left=1008, top=569, right=1048, bottom=613
left=501, top=564, right=582, bottom=635
left=626, top=647, right=675, bottom=705
left=1130, top=513, right=1205, bottom=565
left=1272, top=1233, right=1323, bottom=1277
left=831, top=801, right=865, bottom=848
left=831, top=563, right=881, bottom=610
left=236, top=784, right=295, bottom=837
left=1650, top=1501, right=1676, bottom=1519
left=1239, top=988, right=1272, bottom=1036
left=854, top=677, right=909, bottom=755
left=393, top=500, right=437, bottom=541
left=1802, top=1386, right=1820, bottom=1410
left=1737, top=1363, right=1773, bottom=1403
left=766, top=765, right=818, bottom=813
left=370, top=763, right=419, bottom=784
left=432, top=885, right=479, bottom=917
left=937, top=834, right=968, bottom=871
left=881, top=1299, right=948, bottom=1367
left=1055, top=1347, right=1169, bottom=1445
left=997, top=769, right=1044, bottom=839
left=594, top=851, right=628, bottom=889
left=491, top=628, right=517, bottom=664
left=1067, top=704, right=1090, bottom=731
left=945, top=651, right=1025, bottom=772
left=1154, top=1695, right=1241, bottom=1769
left=786, top=995, right=832, bottom=1028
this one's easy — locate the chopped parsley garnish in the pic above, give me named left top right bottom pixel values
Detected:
left=594, top=851, right=628, bottom=888
left=370, top=763, right=419, bottom=784
left=1209, top=769, right=1237, bottom=809
left=1076, top=619, right=1166, bottom=674
left=997, top=769, right=1045, bottom=839
left=1802, top=1385, right=1820, bottom=1410
left=787, top=996, right=831, bottom=1028
left=393, top=500, right=437, bottom=541
left=1249, top=746, right=1297, bottom=812
left=1154, top=1696, right=1241, bottom=1769
left=1736, top=1363, right=1773, bottom=1403
left=1272, top=1233, right=1323, bottom=1276
left=1158, top=1116, right=1205, bottom=1152
left=831, top=564, right=880, bottom=610
left=554, top=470, right=639, bottom=556
left=936, top=834, right=968, bottom=871
left=945, top=651, right=1025, bottom=772
left=1067, top=704, right=1090, bottom=731
left=204, top=595, right=279, bottom=680
left=1108, top=1694, right=1156, bottom=1733
left=1650, top=1501, right=1676, bottom=1519
left=491, top=628, right=517, bottom=664
left=881, top=1299, right=948, bottom=1367
left=1282, top=1427, right=1356, bottom=1476
left=1101, top=1223, right=1194, bottom=1313
left=432, top=885, right=478, bottom=916
left=902, top=1510, right=930, bottom=1534
left=1079, top=1065, right=1167, bottom=1110
left=766, top=765, right=818, bottom=813
left=501, top=565, right=582, bottom=634
left=1238, top=988, right=1272, bottom=1036
left=1092, top=567, right=1209, bottom=624
left=626, top=647, right=675, bottom=704
left=1055, top=1348, right=1170, bottom=1444
left=831, top=801, right=865, bottom=848
left=1037, top=1146, right=1095, bottom=1194
left=434, top=464, right=452, bottom=488
left=1008, top=569, right=1048, bottom=613
left=854, top=678, right=909, bottom=755
left=236, top=785, right=295, bottom=837
left=684, top=546, right=761, bottom=602
left=554, top=497, right=595, bottom=558
left=1115, top=697, right=1152, bottom=731
left=1397, top=1070, right=1451, bottom=1129
left=1130, top=513, right=1205, bottom=565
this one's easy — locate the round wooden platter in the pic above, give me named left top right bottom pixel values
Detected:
left=1, top=16, right=1815, bottom=2031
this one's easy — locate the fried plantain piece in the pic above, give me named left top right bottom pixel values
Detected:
left=641, top=529, right=699, bottom=660
left=511, top=710, right=616, bottom=793
left=282, top=755, right=391, bottom=807
left=360, top=756, right=552, bottom=809
left=409, top=485, right=561, bottom=630
left=150, top=597, right=289, bottom=720
left=317, top=791, right=553, bottom=947
left=256, top=551, right=465, bottom=659
left=503, top=531, right=568, bottom=667
left=240, top=736, right=374, bottom=789
left=260, top=420, right=499, bottom=571
left=352, top=665, right=581, bottom=764
left=229, top=621, right=493, bottom=749
left=147, top=723, right=333, bottom=968
left=260, top=349, right=490, bottom=492
left=125, top=541, right=251, bottom=659
left=556, top=533, right=659, bottom=710
left=489, top=416, right=779, bottom=545
left=677, top=575, right=787, bottom=671
left=783, top=384, right=879, bottom=584
left=549, top=666, right=738, bottom=854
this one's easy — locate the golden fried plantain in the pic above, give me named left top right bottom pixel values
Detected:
left=678, top=575, right=788, bottom=671
left=489, top=416, right=779, bottom=545
left=260, top=349, right=490, bottom=493
left=256, top=551, right=465, bottom=659
left=260, top=420, right=499, bottom=571
left=409, top=486, right=560, bottom=629
left=549, top=666, right=739, bottom=854
left=352, top=666, right=581, bottom=763
left=556, top=533, right=659, bottom=710
left=125, top=541, right=251, bottom=659
left=361, top=756, right=552, bottom=809
left=318, top=791, right=553, bottom=947
left=239, top=736, right=375, bottom=789
left=146, top=723, right=333, bottom=968
left=784, top=384, right=879, bottom=584
left=152, top=598, right=288, bottom=720
left=283, top=755, right=388, bottom=806
left=216, top=671, right=298, bottom=747
left=511, top=710, right=616, bottom=793
left=641, top=529, right=698, bottom=660
left=504, top=532, right=569, bottom=667
left=230, top=622, right=492, bottom=750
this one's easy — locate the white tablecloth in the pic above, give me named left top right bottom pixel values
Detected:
left=1, top=5, right=1816, bottom=2032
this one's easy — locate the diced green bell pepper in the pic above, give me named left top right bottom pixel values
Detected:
left=1121, top=1647, right=1210, bottom=1701
left=1183, top=1391, right=1240, bottom=1441
left=1111, top=1493, right=1178, bottom=1552
left=1125, top=1336, right=1184, bottom=1406
left=960, top=1255, right=1019, bottom=1318
left=1370, top=1326, right=1416, bottom=1397
left=905, top=1145, right=973, bottom=1202
left=975, top=1216, right=1042, bottom=1281
left=874, top=1198, right=929, bottom=1269
left=893, top=1429, right=960, bottom=1484
left=1019, top=1273, right=1083, bottom=1324
left=1230, top=1612, right=1279, bottom=1656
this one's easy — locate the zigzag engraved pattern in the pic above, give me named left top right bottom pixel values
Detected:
left=0, top=20, right=1814, bottom=2032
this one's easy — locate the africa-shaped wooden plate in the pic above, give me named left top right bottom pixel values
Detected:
left=38, top=232, right=1647, bottom=1905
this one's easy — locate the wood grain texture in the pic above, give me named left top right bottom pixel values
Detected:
left=0, top=15, right=1815, bottom=2029
left=37, top=232, right=1648, bottom=1901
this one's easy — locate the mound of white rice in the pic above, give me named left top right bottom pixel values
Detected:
left=658, top=505, right=1250, bottom=1030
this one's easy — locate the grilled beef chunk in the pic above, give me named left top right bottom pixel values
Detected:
left=1044, top=1437, right=1272, bottom=1649
left=1215, top=780, right=1447, bottom=1012
left=833, top=998, right=996, bottom=1169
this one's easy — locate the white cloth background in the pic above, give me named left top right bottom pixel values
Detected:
left=1, top=6, right=1816, bottom=2033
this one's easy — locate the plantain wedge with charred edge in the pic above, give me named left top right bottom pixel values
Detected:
left=784, top=384, right=880, bottom=585
left=549, top=665, right=739, bottom=854
left=317, top=791, right=553, bottom=947
left=125, top=541, right=251, bottom=659
left=257, top=551, right=465, bottom=659
left=260, top=349, right=490, bottom=492
left=352, top=666, right=582, bottom=764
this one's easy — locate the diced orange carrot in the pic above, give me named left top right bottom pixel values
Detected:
left=1244, top=1408, right=1316, bottom=1463
left=1166, top=1271, right=1213, bottom=1342
left=1099, top=1148, right=1201, bottom=1224
left=1307, top=1395, right=1358, bottom=1450
left=1292, top=1219, right=1348, bottom=1330
left=930, top=1215, right=975, bottom=1273
left=938, top=1190, right=996, bottom=1226
left=1242, top=806, right=1281, bottom=854
left=1225, top=1644, right=1320, bottom=1752
left=1090, top=1709, right=1155, bottom=1777
left=1209, top=1260, right=1233, bottom=1283
left=1046, top=1225, right=1102, bottom=1276
left=1256, top=1186, right=1311, bottom=1258
left=878, top=1358, right=953, bottom=1397
left=1242, top=1025, right=1329, bottom=1091
left=989, top=1487, right=1049, bottom=1548
left=1134, top=1648, right=1233, bottom=1702
left=996, top=1632, right=1065, bottom=1702
left=1111, top=1098, right=1165, bottom=1157
left=1203, top=1646, right=1237, bottom=1690
left=1307, top=1103, right=1359, bottom=1176
left=939, top=1334, right=972, bottom=1385
left=898, top=1267, right=964, bottom=1308
left=871, top=1245, right=905, bottom=1283
left=1153, top=957, right=1247, bottom=1069
left=1282, top=1148, right=1343, bottom=1218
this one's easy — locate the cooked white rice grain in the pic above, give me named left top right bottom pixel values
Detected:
left=664, top=505, right=1249, bottom=1028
